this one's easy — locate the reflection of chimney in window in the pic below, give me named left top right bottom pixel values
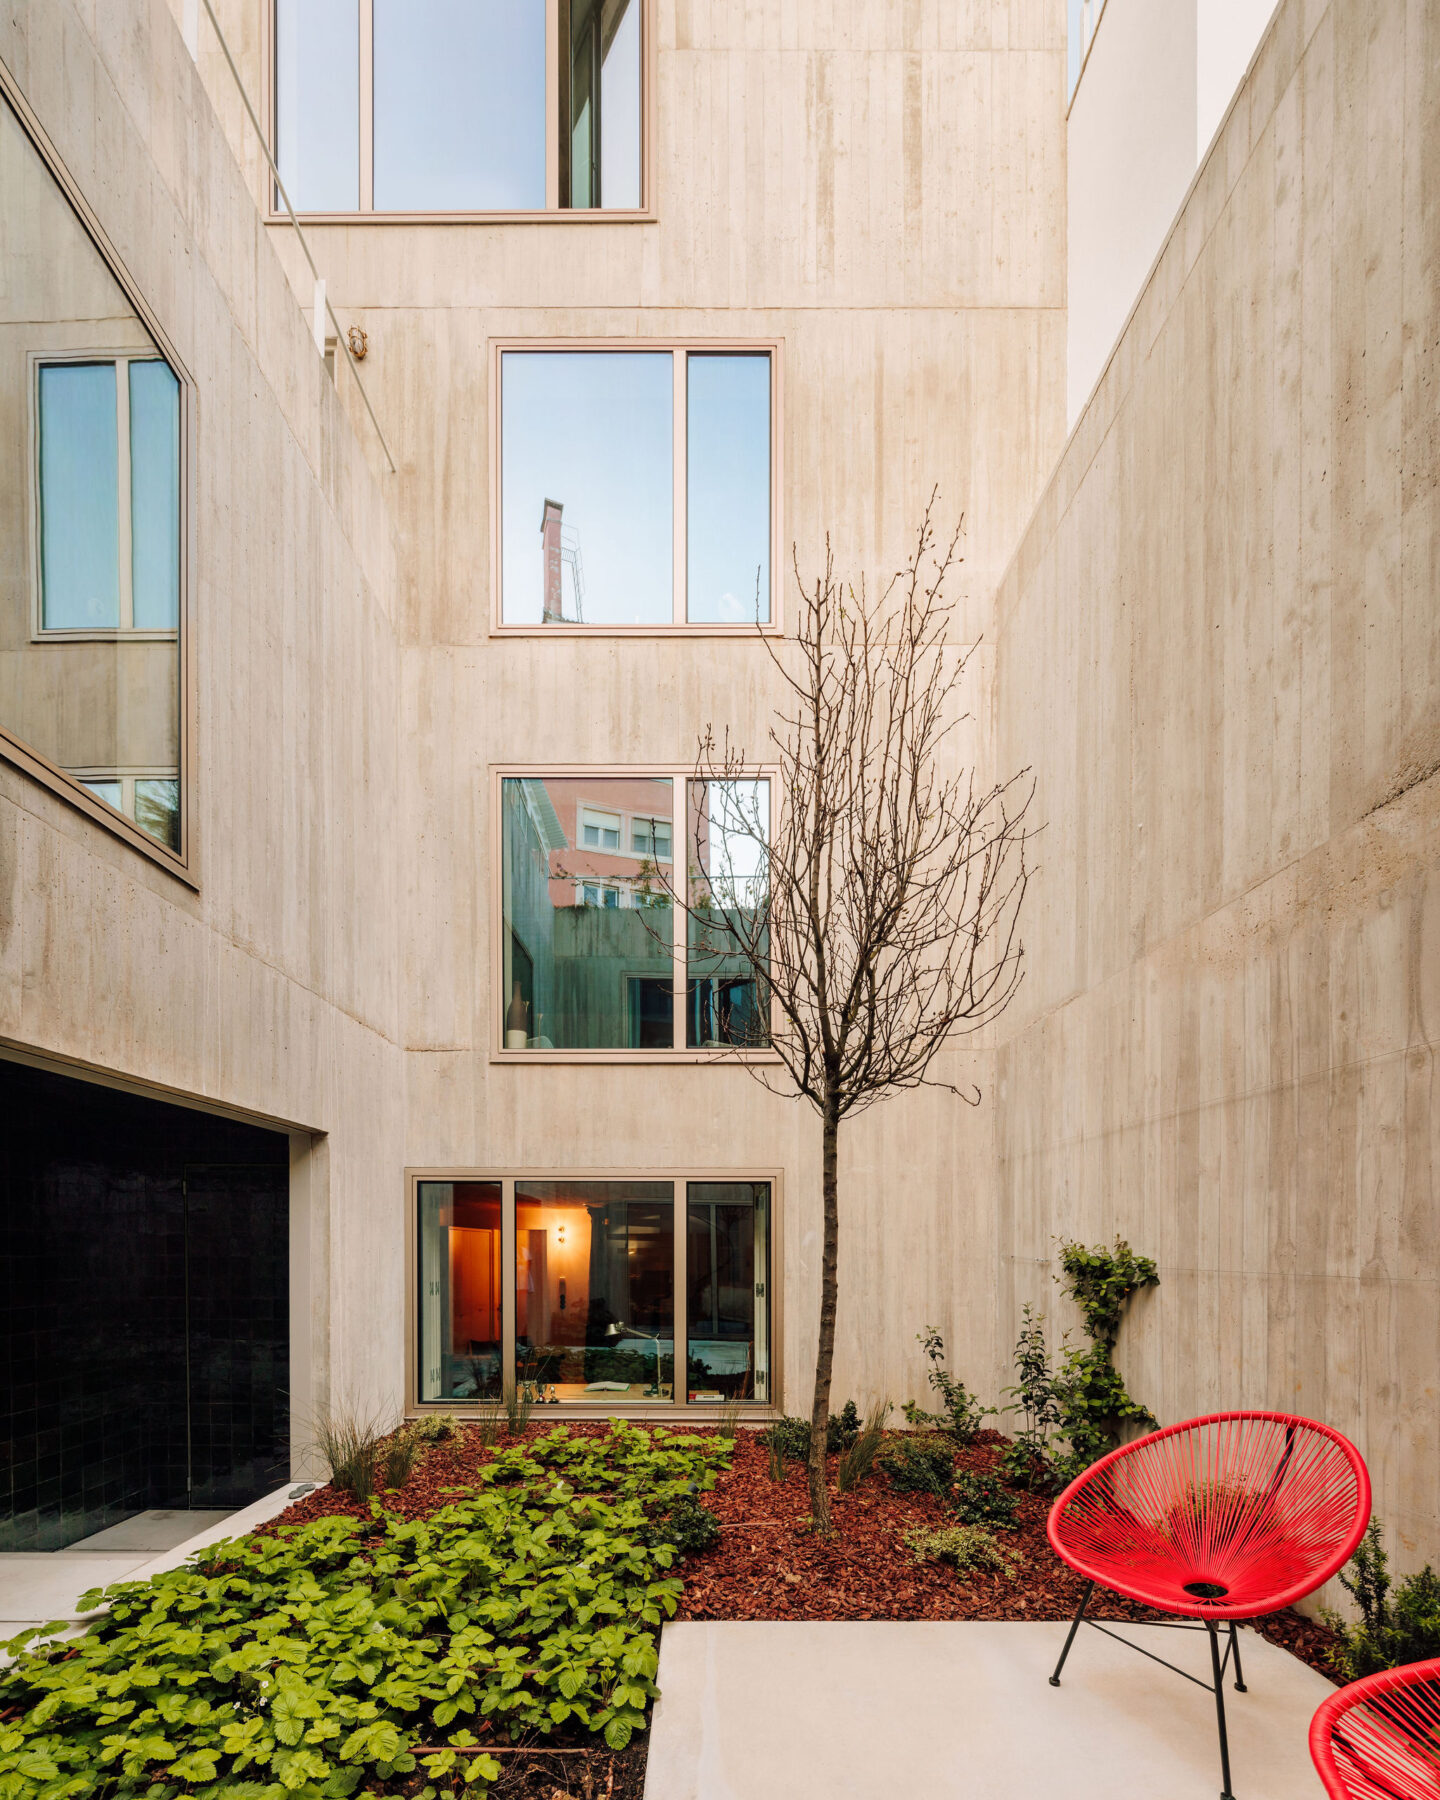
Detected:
left=540, top=498, right=586, bottom=622
left=541, top=498, right=564, bottom=622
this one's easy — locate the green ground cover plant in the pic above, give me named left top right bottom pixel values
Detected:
left=902, top=1523, right=1019, bottom=1577
left=0, top=1423, right=726, bottom=1800
left=1323, top=1520, right=1440, bottom=1678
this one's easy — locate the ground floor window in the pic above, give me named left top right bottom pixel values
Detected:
left=415, top=1174, right=771, bottom=1410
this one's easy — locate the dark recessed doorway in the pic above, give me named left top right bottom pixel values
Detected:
left=0, top=1058, right=290, bottom=1550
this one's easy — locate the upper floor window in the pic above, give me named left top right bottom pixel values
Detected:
left=37, top=357, right=180, bottom=634
left=497, top=345, right=776, bottom=630
left=274, top=0, right=645, bottom=216
left=0, top=90, right=188, bottom=869
left=498, top=770, right=771, bottom=1056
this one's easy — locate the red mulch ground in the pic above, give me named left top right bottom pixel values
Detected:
left=262, top=1420, right=1342, bottom=1791
left=672, top=1428, right=1343, bottom=1680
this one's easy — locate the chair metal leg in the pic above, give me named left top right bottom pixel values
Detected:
left=1228, top=1621, right=1247, bottom=1693
left=1206, top=1620, right=1237, bottom=1799
left=1049, top=1580, right=1094, bottom=1686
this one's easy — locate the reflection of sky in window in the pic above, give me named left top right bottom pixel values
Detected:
left=1067, top=0, right=1108, bottom=95
left=39, top=363, right=119, bottom=629
left=129, top=360, right=180, bottom=629
left=375, top=0, right=545, bottom=210
left=698, top=781, right=769, bottom=907
left=600, top=0, right=642, bottom=206
left=687, top=356, right=770, bottom=623
left=502, top=353, right=673, bottom=624
left=275, top=0, right=359, bottom=211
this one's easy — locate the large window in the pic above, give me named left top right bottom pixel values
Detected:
left=497, top=346, right=776, bottom=630
left=415, top=1176, right=772, bottom=1409
left=274, top=0, right=645, bottom=215
left=0, top=91, right=187, bottom=864
left=499, top=770, right=771, bottom=1056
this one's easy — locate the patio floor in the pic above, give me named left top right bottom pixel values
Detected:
left=0, top=1489, right=311, bottom=1645
left=644, top=1619, right=1334, bottom=1798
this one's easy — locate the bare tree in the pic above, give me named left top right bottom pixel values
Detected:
left=676, top=497, right=1035, bottom=1530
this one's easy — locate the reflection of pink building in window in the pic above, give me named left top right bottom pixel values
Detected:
left=542, top=776, right=675, bottom=908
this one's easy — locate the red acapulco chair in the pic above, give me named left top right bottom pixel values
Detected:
left=1046, top=1411, right=1371, bottom=1800
left=1310, top=1659, right=1440, bottom=1799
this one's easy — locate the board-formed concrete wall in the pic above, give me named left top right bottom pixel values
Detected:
left=0, top=0, right=409, bottom=1439
left=191, top=0, right=1071, bottom=1419
left=995, top=0, right=1440, bottom=1577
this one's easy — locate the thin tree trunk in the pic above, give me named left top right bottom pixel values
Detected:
left=807, top=1091, right=841, bottom=1530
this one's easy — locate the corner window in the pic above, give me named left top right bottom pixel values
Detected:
left=498, top=346, right=775, bottom=630
left=0, top=92, right=187, bottom=866
left=274, top=0, right=646, bottom=215
left=499, top=771, right=771, bottom=1056
left=415, top=1175, right=771, bottom=1409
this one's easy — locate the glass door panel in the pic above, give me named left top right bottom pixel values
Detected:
left=515, top=1180, right=674, bottom=1403
left=686, top=1182, right=769, bottom=1403
left=417, top=1181, right=504, bottom=1402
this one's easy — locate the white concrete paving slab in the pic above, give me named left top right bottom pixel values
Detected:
left=1, top=1484, right=318, bottom=1646
left=644, top=1621, right=1334, bottom=1799
left=0, top=1555, right=149, bottom=1629
left=69, top=1509, right=234, bottom=1554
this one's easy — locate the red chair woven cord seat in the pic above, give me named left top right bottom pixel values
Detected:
left=1310, top=1659, right=1440, bottom=1799
left=1047, top=1411, right=1371, bottom=1621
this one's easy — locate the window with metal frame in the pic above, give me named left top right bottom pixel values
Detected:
left=497, top=345, right=775, bottom=630
left=498, top=770, right=772, bottom=1056
left=273, top=0, right=645, bottom=216
left=415, top=1175, right=772, bottom=1410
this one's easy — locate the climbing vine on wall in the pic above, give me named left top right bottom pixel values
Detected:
left=1002, top=1237, right=1158, bottom=1490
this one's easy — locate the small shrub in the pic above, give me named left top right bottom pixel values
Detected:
left=312, top=1399, right=386, bottom=1500
left=951, top=1471, right=1020, bottom=1529
left=650, top=1494, right=722, bottom=1555
left=410, top=1410, right=464, bottom=1444
left=879, top=1433, right=955, bottom=1496
left=903, top=1329, right=994, bottom=1444
left=760, top=1415, right=811, bottom=1461
left=1000, top=1304, right=1063, bottom=1490
left=761, top=1403, right=861, bottom=1464
left=1322, top=1521, right=1440, bottom=1678
left=903, top=1523, right=1019, bottom=1576
left=830, top=1400, right=861, bottom=1451
left=836, top=1399, right=889, bottom=1494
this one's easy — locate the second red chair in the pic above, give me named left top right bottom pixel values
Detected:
left=1310, top=1657, right=1440, bottom=1798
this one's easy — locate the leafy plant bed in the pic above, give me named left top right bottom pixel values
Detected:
left=0, top=1421, right=725, bottom=1800
left=674, top=1427, right=1344, bottom=1681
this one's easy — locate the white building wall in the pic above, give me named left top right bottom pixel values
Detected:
left=1066, top=0, right=1277, bottom=425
